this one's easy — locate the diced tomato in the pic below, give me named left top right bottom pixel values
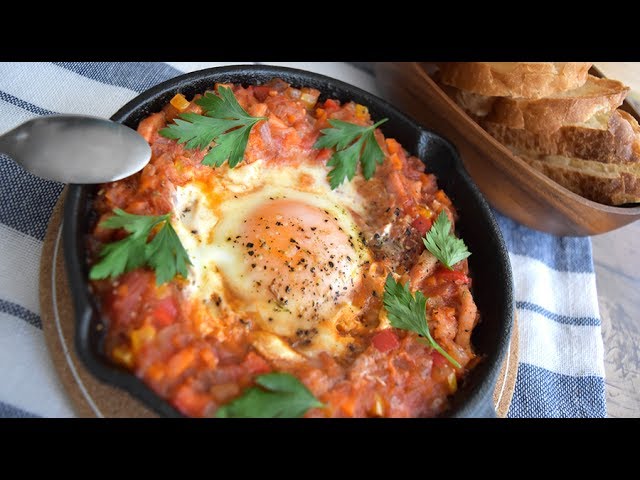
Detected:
left=173, top=383, right=211, bottom=418
left=109, top=271, right=154, bottom=327
left=249, top=102, right=268, bottom=118
left=389, top=153, right=403, bottom=170
left=145, top=363, right=166, bottom=383
left=315, top=148, right=333, bottom=163
left=386, top=138, right=402, bottom=154
left=322, top=98, right=340, bottom=113
left=435, top=267, right=469, bottom=285
left=371, top=329, right=400, bottom=353
left=199, top=348, right=218, bottom=369
left=435, top=190, right=453, bottom=208
left=166, top=347, right=196, bottom=379
left=431, top=351, right=454, bottom=383
left=411, top=216, right=433, bottom=237
left=242, top=352, right=271, bottom=375
left=252, top=85, right=272, bottom=102
left=432, top=351, right=447, bottom=368
left=151, top=296, right=178, bottom=328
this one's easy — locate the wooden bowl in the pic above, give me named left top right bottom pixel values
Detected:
left=375, top=62, right=640, bottom=236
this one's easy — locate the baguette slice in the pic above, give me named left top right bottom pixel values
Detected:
left=448, top=75, right=629, bottom=133
left=515, top=150, right=640, bottom=205
left=437, top=62, right=592, bottom=99
left=481, top=109, right=640, bottom=164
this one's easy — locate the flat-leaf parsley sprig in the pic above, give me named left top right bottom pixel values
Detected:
left=314, top=118, right=388, bottom=189
left=159, top=86, right=267, bottom=168
left=383, top=274, right=461, bottom=368
left=90, top=208, right=191, bottom=285
left=215, top=372, right=323, bottom=418
left=423, top=211, right=471, bottom=270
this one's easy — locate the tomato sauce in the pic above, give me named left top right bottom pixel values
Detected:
left=89, top=79, right=480, bottom=417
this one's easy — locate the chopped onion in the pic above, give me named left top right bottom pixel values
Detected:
left=286, top=87, right=302, bottom=100
left=300, top=88, right=320, bottom=109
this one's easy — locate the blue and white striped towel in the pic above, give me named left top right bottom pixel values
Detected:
left=0, top=62, right=606, bottom=418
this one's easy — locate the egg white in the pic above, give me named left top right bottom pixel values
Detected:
left=170, top=160, right=372, bottom=361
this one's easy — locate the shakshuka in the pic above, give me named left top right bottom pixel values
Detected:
left=87, top=78, right=480, bottom=417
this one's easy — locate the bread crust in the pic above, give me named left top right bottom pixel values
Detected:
left=435, top=64, right=638, bottom=206
left=449, top=75, right=629, bottom=134
left=480, top=109, right=640, bottom=164
left=516, top=152, right=640, bottom=205
left=437, top=62, right=592, bottom=99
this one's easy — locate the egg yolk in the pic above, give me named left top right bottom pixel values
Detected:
left=239, top=198, right=362, bottom=336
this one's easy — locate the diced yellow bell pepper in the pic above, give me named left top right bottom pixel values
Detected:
left=447, top=371, right=458, bottom=393
left=170, top=93, right=190, bottom=112
left=355, top=104, right=369, bottom=119
left=112, top=345, right=134, bottom=369
left=130, top=324, right=156, bottom=353
left=300, top=88, right=319, bottom=109
left=371, top=393, right=385, bottom=417
left=418, top=205, right=434, bottom=220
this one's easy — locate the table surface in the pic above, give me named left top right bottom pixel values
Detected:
left=593, top=222, right=639, bottom=417
left=589, top=64, right=639, bottom=418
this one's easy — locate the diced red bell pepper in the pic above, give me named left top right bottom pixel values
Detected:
left=435, top=267, right=469, bottom=285
left=323, top=98, right=340, bottom=113
left=371, top=329, right=400, bottom=353
left=151, top=296, right=178, bottom=327
left=411, top=216, right=433, bottom=237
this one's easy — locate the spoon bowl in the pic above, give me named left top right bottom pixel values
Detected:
left=0, top=115, right=151, bottom=184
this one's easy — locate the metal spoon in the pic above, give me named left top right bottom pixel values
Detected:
left=0, top=115, right=152, bottom=183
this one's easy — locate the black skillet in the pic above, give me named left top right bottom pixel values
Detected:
left=63, top=65, right=514, bottom=418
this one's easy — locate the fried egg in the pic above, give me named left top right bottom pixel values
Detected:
left=171, top=159, right=372, bottom=361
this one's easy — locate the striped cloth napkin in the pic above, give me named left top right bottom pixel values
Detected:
left=0, top=62, right=606, bottom=418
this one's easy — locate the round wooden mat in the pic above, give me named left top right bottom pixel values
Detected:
left=40, top=190, right=519, bottom=418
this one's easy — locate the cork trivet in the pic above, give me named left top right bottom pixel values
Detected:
left=493, top=312, right=519, bottom=417
left=40, top=190, right=519, bottom=418
left=39, top=189, right=156, bottom=418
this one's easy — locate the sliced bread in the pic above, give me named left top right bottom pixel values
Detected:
left=515, top=150, right=640, bottom=205
left=437, top=62, right=592, bottom=99
left=448, top=75, right=629, bottom=134
left=480, top=109, right=640, bottom=164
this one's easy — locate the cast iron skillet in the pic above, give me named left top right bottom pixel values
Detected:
left=63, top=65, right=514, bottom=418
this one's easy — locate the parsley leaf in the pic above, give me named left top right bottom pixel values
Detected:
left=215, top=372, right=324, bottom=418
left=88, top=234, right=148, bottom=281
left=423, top=211, right=471, bottom=270
left=383, top=274, right=461, bottom=368
left=89, top=208, right=191, bottom=285
left=314, top=118, right=388, bottom=189
left=145, top=220, right=191, bottom=285
left=100, top=208, right=166, bottom=234
left=159, top=86, right=266, bottom=168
